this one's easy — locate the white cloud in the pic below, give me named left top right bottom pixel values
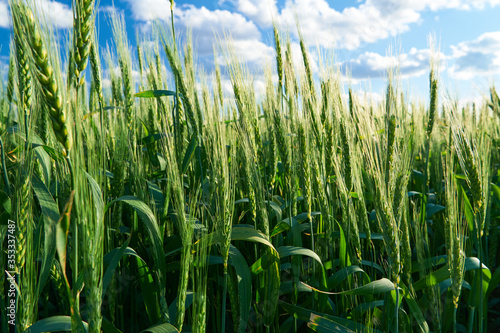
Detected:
left=341, top=47, right=446, bottom=79
left=0, top=0, right=72, bottom=30
left=276, top=0, right=500, bottom=50
left=35, top=0, right=73, bottom=29
left=449, top=31, right=500, bottom=79
left=0, top=1, right=9, bottom=28
left=122, top=1, right=274, bottom=65
left=219, top=0, right=278, bottom=28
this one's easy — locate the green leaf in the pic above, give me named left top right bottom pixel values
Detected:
left=139, top=323, right=179, bottom=333
left=34, top=145, right=52, bottom=184
left=228, top=245, right=252, bottom=333
left=235, top=198, right=250, bottom=205
left=55, top=192, right=74, bottom=279
left=352, top=300, right=385, bottom=317
left=337, top=221, right=351, bottom=268
left=168, top=291, right=193, bottom=320
left=265, top=200, right=282, bottom=222
left=401, top=284, right=429, bottom=333
left=457, top=178, right=474, bottom=232
left=270, top=221, right=291, bottom=237
left=250, top=254, right=275, bottom=275
left=105, top=196, right=166, bottom=290
left=308, top=314, right=357, bottom=333
left=426, top=204, right=445, bottom=219
left=492, top=183, right=500, bottom=202
left=413, top=257, right=490, bottom=291
left=279, top=301, right=381, bottom=333
left=25, top=316, right=88, bottom=332
left=134, top=90, right=178, bottom=98
left=327, top=265, right=370, bottom=290
left=140, top=133, right=167, bottom=145
left=181, top=133, right=197, bottom=174
left=301, top=278, right=395, bottom=295
left=231, top=226, right=278, bottom=256
left=147, top=181, right=165, bottom=217
left=487, top=265, right=500, bottom=298
left=102, top=240, right=133, bottom=296
left=278, top=246, right=323, bottom=266
left=32, top=173, right=60, bottom=224
left=0, top=190, right=11, bottom=215
left=32, top=174, right=58, bottom=299
left=85, top=171, right=104, bottom=224
left=293, top=211, right=321, bottom=223
left=137, top=256, right=162, bottom=325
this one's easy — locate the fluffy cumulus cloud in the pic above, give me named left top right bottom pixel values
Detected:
left=449, top=31, right=500, bottom=79
left=122, top=0, right=274, bottom=65
left=276, top=0, right=500, bottom=50
left=219, top=0, right=279, bottom=28
left=0, top=0, right=72, bottom=29
left=35, top=0, right=73, bottom=29
left=0, top=0, right=9, bottom=28
left=341, top=48, right=445, bottom=79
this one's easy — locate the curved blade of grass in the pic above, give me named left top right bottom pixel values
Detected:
left=32, top=174, right=59, bottom=299
left=134, top=90, right=178, bottom=98
left=294, top=211, right=321, bottom=223
left=250, top=253, right=275, bottom=275
left=270, top=217, right=300, bottom=238
left=34, top=145, right=52, bottom=184
left=270, top=221, right=291, bottom=237
left=105, top=196, right=166, bottom=288
left=101, top=239, right=133, bottom=295
left=140, top=133, right=168, bottom=145
left=54, top=192, right=74, bottom=280
left=139, top=322, right=179, bottom=333
left=337, top=221, right=351, bottom=268
left=279, top=280, right=313, bottom=295
left=231, top=226, right=278, bottom=255
left=147, top=180, right=166, bottom=217
left=228, top=245, right=252, bottom=333
left=426, top=203, right=445, bottom=219
left=301, top=278, right=395, bottom=295
left=308, top=314, right=357, bottom=333
left=85, top=171, right=104, bottom=222
left=413, top=257, right=490, bottom=291
left=401, top=284, right=429, bottom=333
left=487, top=266, right=500, bottom=299
left=137, top=255, right=162, bottom=325
left=278, top=246, right=323, bottom=266
left=327, top=265, right=370, bottom=290
left=25, top=316, right=88, bottom=332
left=265, top=200, right=282, bottom=222
left=360, top=260, right=386, bottom=276
left=181, top=133, right=197, bottom=174
left=279, top=301, right=383, bottom=333
left=168, top=291, right=194, bottom=320
left=198, top=248, right=252, bottom=332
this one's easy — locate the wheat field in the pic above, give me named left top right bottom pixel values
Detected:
left=0, top=0, right=499, bottom=332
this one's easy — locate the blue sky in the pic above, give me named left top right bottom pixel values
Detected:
left=1, top=0, right=500, bottom=104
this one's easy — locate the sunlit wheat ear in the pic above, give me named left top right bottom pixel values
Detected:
left=12, top=19, right=32, bottom=114
left=89, top=39, right=103, bottom=106
left=427, top=69, right=438, bottom=139
left=72, top=0, right=95, bottom=87
left=273, top=23, right=283, bottom=95
left=12, top=2, right=71, bottom=156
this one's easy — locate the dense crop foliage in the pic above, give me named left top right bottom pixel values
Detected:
left=1, top=1, right=500, bottom=332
